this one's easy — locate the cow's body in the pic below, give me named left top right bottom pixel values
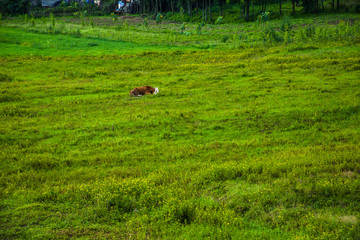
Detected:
left=129, top=86, right=158, bottom=96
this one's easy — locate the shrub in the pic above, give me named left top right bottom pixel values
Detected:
left=280, top=16, right=293, bottom=32
left=215, top=16, right=223, bottom=24
left=166, top=12, right=173, bottom=19
left=90, top=16, right=94, bottom=28
left=23, top=14, right=28, bottom=24
left=260, top=23, right=282, bottom=44
left=179, top=7, right=185, bottom=21
left=30, top=16, right=36, bottom=26
left=111, top=13, right=117, bottom=22
left=50, top=13, right=55, bottom=28
left=180, top=22, right=186, bottom=33
left=222, top=34, right=230, bottom=43
left=257, top=11, right=270, bottom=23
left=143, top=18, right=149, bottom=27
left=156, top=12, right=163, bottom=24
left=305, top=25, right=316, bottom=38
left=196, top=23, right=204, bottom=35
left=80, top=11, right=86, bottom=26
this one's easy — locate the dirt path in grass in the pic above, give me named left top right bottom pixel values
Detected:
left=59, top=15, right=156, bottom=27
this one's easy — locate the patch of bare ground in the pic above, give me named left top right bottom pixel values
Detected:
left=327, top=18, right=356, bottom=25
left=120, top=15, right=146, bottom=24
left=58, top=15, right=181, bottom=28
left=59, top=15, right=156, bottom=27
left=290, top=18, right=358, bottom=30
left=342, top=171, right=355, bottom=178
left=339, top=215, right=358, bottom=225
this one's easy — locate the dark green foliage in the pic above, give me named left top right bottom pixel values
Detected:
left=0, top=0, right=29, bottom=16
left=221, top=34, right=230, bottom=43
left=107, top=195, right=136, bottom=214
left=0, top=73, right=13, bottom=82
left=169, top=202, right=196, bottom=224
left=261, top=23, right=283, bottom=43
left=302, top=0, right=318, bottom=14
left=280, top=16, right=293, bottom=32
left=305, top=24, right=316, bottom=37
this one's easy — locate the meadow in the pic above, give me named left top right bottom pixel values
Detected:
left=0, top=12, right=360, bottom=239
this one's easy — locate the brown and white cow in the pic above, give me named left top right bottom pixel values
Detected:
left=129, top=86, right=159, bottom=96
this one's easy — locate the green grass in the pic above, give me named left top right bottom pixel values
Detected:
left=0, top=27, right=189, bottom=56
left=0, top=13, right=360, bottom=239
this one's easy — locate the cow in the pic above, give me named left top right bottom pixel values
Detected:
left=129, top=86, right=159, bottom=96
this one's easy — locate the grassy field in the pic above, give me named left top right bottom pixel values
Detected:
left=1, top=13, right=360, bottom=239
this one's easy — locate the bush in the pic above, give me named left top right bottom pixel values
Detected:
left=280, top=16, right=293, bottom=32
left=196, top=23, right=204, bottom=34
left=305, top=25, right=316, bottom=38
left=143, top=18, right=149, bottom=27
left=156, top=12, right=163, bottom=24
left=165, top=12, right=173, bottom=19
left=260, top=23, right=282, bottom=43
left=257, top=11, right=270, bottom=23
left=215, top=16, right=224, bottom=24
left=222, top=34, right=230, bottom=43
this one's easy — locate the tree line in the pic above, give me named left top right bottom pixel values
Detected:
left=108, top=0, right=347, bottom=21
left=0, top=0, right=353, bottom=21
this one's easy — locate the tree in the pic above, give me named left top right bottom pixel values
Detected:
left=201, top=0, right=213, bottom=23
left=218, top=0, right=226, bottom=16
left=291, top=0, right=296, bottom=15
left=261, top=0, right=267, bottom=12
left=244, top=0, right=250, bottom=21
left=0, top=0, right=30, bottom=15
left=302, top=0, right=317, bottom=13
left=203, top=0, right=208, bottom=22
left=169, top=0, right=176, bottom=13
left=279, top=0, right=282, bottom=15
left=208, top=0, right=212, bottom=21
left=186, top=0, right=191, bottom=16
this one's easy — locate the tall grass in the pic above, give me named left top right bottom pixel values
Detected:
left=2, top=13, right=359, bottom=49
